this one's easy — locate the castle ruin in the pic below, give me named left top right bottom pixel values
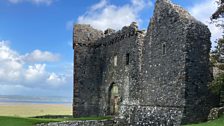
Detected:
left=73, top=0, right=212, bottom=125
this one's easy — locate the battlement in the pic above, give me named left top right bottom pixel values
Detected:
left=73, top=24, right=103, bottom=48
left=73, top=22, right=146, bottom=49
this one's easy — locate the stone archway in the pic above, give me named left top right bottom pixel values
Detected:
left=108, top=83, right=119, bottom=115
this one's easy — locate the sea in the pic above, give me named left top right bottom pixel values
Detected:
left=0, top=95, right=72, bottom=104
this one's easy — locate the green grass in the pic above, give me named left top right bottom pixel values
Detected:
left=2, top=115, right=223, bottom=126
left=0, top=116, right=112, bottom=126
left=0, top=116, right=61, bottom=126
left=0, top=103, right=111, bottom=126
left=184, top=116, right=224, bottom=126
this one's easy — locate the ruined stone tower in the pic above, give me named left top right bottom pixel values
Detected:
left=73, top=0, right=212, bottom=125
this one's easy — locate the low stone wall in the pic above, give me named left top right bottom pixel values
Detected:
left=208, top=107, right=224, bottom=120
left=36, top=120, right=114, bottom=126
left=119, top=105, right=183, bottom=126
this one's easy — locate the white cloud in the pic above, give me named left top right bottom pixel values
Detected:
left=47, top=73, right=66, bottom=87
left=7, top=0, right=54, bottom=5
left=90, top=0, right=107, bottom=11
left=77, top=0, right=153, bottom=31
left=23, top=49, right=60, bottom=62
left=0, top=41, right=72, bottom=94
left=188, top=0, right=223, bottom=49
left=0, top=41, right=23, bottom=83
left=25, top=64, right=47, bottom=83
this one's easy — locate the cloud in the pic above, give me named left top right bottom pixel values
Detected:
left=77, top=0, right=153, bottom=31
left=0, top=40, right=72, bottom=96
left=24, top=64, right=47, bottom=83
left=47, top=73, right=67, bottom=87
left=90, top=0, right=107, bottom=11
left=23, top=49, right=60, bottom=63
left=0, top=41, right=23, bottom=83
left=188, top=0, right=222, bottom=48
left=7, top=0, right=54, bottom=5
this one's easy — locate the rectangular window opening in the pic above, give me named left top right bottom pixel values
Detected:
left=126, top=53, right=130, bottom=65
left=162, top=44, right=166, bottom=55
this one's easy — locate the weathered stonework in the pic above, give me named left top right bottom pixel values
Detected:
left=208, top=107, right=224, bottom=120
left=73, top=0, right=212, bottom=125
left=36, top=120, right=114, bottom=126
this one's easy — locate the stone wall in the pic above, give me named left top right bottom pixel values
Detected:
left=73, top=25, right=103, bottom=116
left=73, top=23, right=145, bottom=117
left=73, top=0, right=212, bottom=125
left=36, top=120, right=114, bottom=126
left=127, top=0, right=188, bottom=125
left=142, top=0, right=187, bottom=106
left=138, top=0, right=211, bottom=125
left=98, top=24, right=145, bottom=116
left=183, top=20, right=212, bottom=123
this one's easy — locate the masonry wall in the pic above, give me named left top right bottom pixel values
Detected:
left=120, top=0, right=212, bottom=125
left=97, top=27, right=144, bottom=116
left=123, top=0, right=188, bottom=125
left=73, top=0, right=212, bottom=125
left=73, top=25, right=103, bottom=116
left=141, top=0, right=187, bottom=107
left=182, top=22, right=212, bottom=124
left=73, top=23, right=145, bottom=117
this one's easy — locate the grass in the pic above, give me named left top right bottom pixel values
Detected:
left=0, top=116, right=112, bottom=126
left=0, top=116, right=61, bottom=126
left=0, top=103, right=72, bottom=117
left=0, top=115, right=223, bottom=126
left=184, top=116, right=224, bottom=126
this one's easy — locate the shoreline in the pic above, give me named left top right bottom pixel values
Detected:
left=0, top=101, right=72, bottom=105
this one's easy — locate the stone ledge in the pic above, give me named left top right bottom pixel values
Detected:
left=36, top=120, right=114, bottom=126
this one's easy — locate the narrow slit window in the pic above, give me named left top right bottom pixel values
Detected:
left=114, top=55, right=117, bottom=66
left=162, top=44, right=166, bottom=55
left=87, top=33, right=90, bottom=38
left=126, top=53, right=129, bottom=65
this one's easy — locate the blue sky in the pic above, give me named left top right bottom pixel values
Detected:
left=0, top=0, right=221, bottom=98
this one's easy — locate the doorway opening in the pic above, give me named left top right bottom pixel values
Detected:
left=108, top=83, right=119, bottom=115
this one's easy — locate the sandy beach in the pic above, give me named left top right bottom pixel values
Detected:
left=0, top=102, right=72, bottom=117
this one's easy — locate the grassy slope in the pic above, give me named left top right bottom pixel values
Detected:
left=0, top=103, right=111, bottom=126
left=184, top=116, right=224, bottom=126
left=0, top=116, right=60, bottom=126
left=0, top=116, right=112, bottom=126
left=0, top=116, right=224, bottom=126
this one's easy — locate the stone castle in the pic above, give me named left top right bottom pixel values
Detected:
left=73, top=0, right=212, bottom=125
